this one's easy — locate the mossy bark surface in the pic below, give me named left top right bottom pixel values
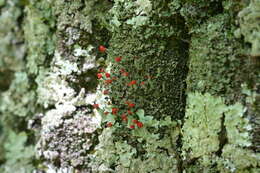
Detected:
left=0, top=0, right=259, bottom=172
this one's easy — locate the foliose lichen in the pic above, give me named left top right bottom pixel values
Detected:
left=236, top=0, right=260, bottom=56
left=182, top=92, right=260, bottom=171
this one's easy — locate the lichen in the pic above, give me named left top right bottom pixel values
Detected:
left=0, top=72, right=37, bottom=118
left=182, top=92, right=259, bottom=171
left=23, top=0, right=56, bottom=75
left=36, top=47, right=101, bottom=171
left=90, top=114, right=180, bottom=172
left=0, top=0, right=25, bottom=90
left=182, top=92, right=225, bottom=161
left=236, top=0, right=260, bottom=56
left=38, top=107, right=99, bottom=169
left=1, top=131, right=35, bottom=173
left=186, top=13, right=257, bottom=104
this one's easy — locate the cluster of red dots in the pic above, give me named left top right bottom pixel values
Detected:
left=93, top=45, right=146, bottom=129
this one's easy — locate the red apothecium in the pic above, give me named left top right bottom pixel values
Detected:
left=107, top=122, right=113, bottom=127
left=112, top=108, right=119, bottom=115
left=97, top=73, right=102, bottom=79
left=105, top=79, right=113, bottom=84
left=130, top=125, right=135, bottom=129
left=122, top=72, right=129, bottom=77
left=136, top=121, right=143, bottom=128
left=121, top=114, right=128, bottom=121
left=127, top=80, right=137, bottom=86
left=99, top=45, right=106, bottom=53
left=93, top=104, right=99, bottom=109
left=105, top=73, right=110, bottom=78
left=132, top=119, right=138, bottom=124
left=115, top=56, right=122, bottom=62
left=103, top=90, right=109, bottom=95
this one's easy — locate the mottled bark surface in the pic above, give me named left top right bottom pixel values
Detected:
left=0, top=0, right=259, bottom=173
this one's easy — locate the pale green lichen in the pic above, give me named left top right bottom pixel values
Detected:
left=91, top=111, right=180, bottom=172
left=218, top=145, right=260, bottom=172
left=182, top=92, right=225, bottom=161
left=236, top=0, right=260, bottom=56
left=0, top=0, right=25, bottom=91
left=225, top=103, right=252, bottom=147
left=182, top=92, right=259, bottom=171
left=1, top=131, right=35, bottom=173
left=24, top=0, right=56, bottom=74
left=0, top=72, right=36, bottom=117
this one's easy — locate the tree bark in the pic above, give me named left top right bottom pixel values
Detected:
left=0, top=0, right=259, bottom=172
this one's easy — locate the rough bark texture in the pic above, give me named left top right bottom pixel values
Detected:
left=0, top=0, right=259, bottom=173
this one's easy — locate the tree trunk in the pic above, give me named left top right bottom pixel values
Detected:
left=0, top=0, right=259, bottom=172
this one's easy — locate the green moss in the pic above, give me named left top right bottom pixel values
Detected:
left=104, top=0, right=189, bottom=120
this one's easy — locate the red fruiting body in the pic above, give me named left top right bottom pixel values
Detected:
left=132, top=119, right=138, bottom=124
left=121, top=114, right=128, bottom=121
left=112, top=108, right=119, bottom=115
left=104, top=111, right=109, bottom=115
left=115, top=56, right=122, bottom=62
left=120, top=69, right=125, bottom=73
left=140, top=81, right=145, bottom=85
left=105, top=79, right=113, bottom=84
left=93, top=104, right=99, bottom=109
left=107, top=122, right=113, bottom=127
left=105, top=73, right=110, bottom=78
left=103, top=90, right=109, bottom=95
left=97, top=73, right=102, bottom=79
left=128, top=103, right=135, bottom=108
left=122, top=72, right=129, bottom=77
left=127, top=110, right=133, bottom=115
left=130, top=125, right=135, bottom=129
left=136, top=121, right=143, bottom=128
left=99, top=45, right=106, bottom=53
left=128, top=80, right=137, bottom=86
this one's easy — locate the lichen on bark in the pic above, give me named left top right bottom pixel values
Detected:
left=0, top=0, right=259, bottom=172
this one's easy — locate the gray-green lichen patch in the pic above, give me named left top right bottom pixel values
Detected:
left=34, top=0, right=112, bottom=171
left=236, top=0, right=260, bottom=56
left=1, top=131, right=35, bottom=173
left=182, top=92, right=225, bottom=161
left=36, top=48, right=101, bottom=170
left=179, top=0, right=223, bottom=29
left=0, top=72, right=37, bottom=118
left=90, top=116, right=180, bottom=173
left=24, top=0, right=56, bottom=74
left=38, top=107, right=99, bottom=168
left=0, top=0, right=25, bottom=91
left=182, top=92, right=260, bottom=171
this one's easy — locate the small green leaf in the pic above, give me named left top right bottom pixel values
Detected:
left=136, top=109, right=145, bottom=117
